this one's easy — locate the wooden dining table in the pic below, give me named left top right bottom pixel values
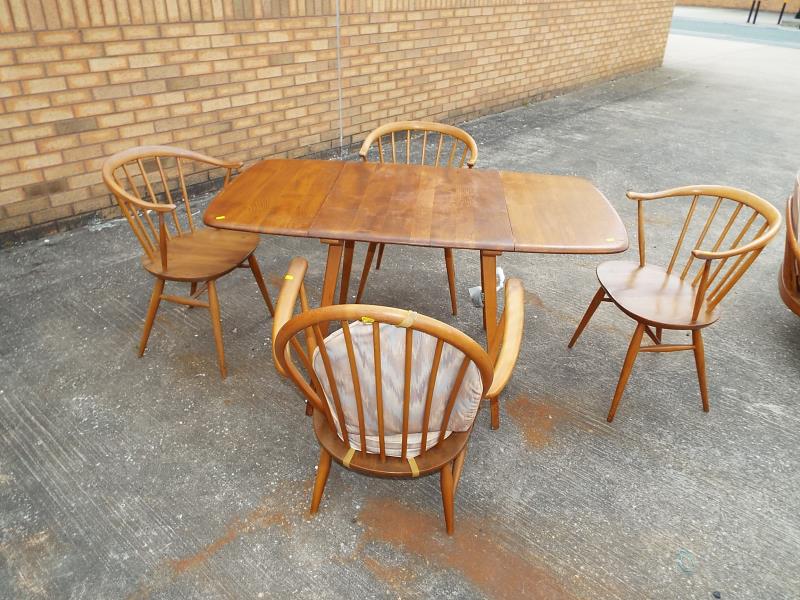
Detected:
left=203, top=158, right=629, bottom=343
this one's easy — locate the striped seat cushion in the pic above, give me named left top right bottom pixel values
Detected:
left=312, top=321, right=483, bottom=458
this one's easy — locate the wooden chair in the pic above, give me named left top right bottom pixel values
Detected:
left=272, top=257, right=524, bottom=533
left=568, top=185, right=782, bottom=422
left=779, top=172, right=800, bottom=316
left=102, top=145, right=274, bottom=378
left=351, top=121, right=479, bottom=315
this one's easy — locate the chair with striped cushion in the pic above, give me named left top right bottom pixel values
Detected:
left=271, top=257, right=524, bottom=534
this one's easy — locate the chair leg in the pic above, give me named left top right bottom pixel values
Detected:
left=139, top=278, right=165, bottom=356
left=188, top=282, right=197, bottom=308
left=310, top=448, right=332, bottom=514
left=375, top=243, right=385, bottom=270
left=207, top=279, right=227, bottom=379
left=568, top=286, right=605, bottom=348
left=692, top=329, right=710, bottom=412
left=452, top=446, right=468, bottom=496
left=247, top=253, right=275, bottom=316
left=607, top=322, right=645, bottom=422
left=490, top=397, right=500, bottom=430
left=440, top=461, right=455, bottom=535
left=355, top=242, right=378, bottom=303
left=339, top=241, right=355, bottom=305
left=444, top=248, right=458, bottom=316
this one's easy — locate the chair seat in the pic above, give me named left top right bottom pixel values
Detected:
left=312, top=409, right=470, bottom=479
left=141, top=227, right=259, bottom=281
left=597, top=260, right=719, bottom=329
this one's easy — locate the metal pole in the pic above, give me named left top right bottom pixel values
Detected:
left=778, top=2, right=787, bottom=24
left=753, top=0, right=761, bottom=23
left=747, top=0, right=756, bottom=22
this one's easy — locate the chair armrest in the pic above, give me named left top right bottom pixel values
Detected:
left=486, top=278, right=525, bottom=399
left=271, top=257, right=309, bottom=375
left=357, top=137, right=371, bottom=161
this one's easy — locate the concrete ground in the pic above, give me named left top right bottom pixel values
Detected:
left=2, top=17, right=799, bottom=600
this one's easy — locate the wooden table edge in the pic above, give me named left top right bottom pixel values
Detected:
left=512, top=240, right=630, bottom=254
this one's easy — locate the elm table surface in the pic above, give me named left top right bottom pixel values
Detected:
left=204, top=158, right=629, bottom=342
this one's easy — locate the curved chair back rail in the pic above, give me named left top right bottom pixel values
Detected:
left=102, top=145, right=243, bottom=270
left=628, top=185, right=782, bottom=315
left=275, top=293, right=494, bottom=463
left=358, top=120, right=478, bottom=169
left=779, top=173, right=800, bottom=314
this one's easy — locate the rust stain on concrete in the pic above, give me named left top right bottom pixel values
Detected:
left=506, top=395, right=599, bottom=448
left=129, top=480, right=311, bottom=598
left=167, top=480, right=314, bottom=575
left=267, top=273, right=285, bottom=289
left=0, top=529, right=58, bottom=598
left=524, top=290, right=545, bottom=307
left=357, top=498, right=578, bottom=600
left=361, top=554, right=418, bottom=595
left=169, top=506, right=290, bottom=575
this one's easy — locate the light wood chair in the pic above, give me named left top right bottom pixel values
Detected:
left=102, top=145, right=274, bottom=378
left=568, top=185, right=782, bottom=422
left=272, top=257, right=524, bottom=534
left=779, top=173, right=800, bottom=316
left=351, top=121, right=479, bottom=315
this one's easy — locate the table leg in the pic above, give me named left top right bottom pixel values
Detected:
left=320, top=239, right=344, bottom=307
left=479, top=255, right=486, bottom=329
left=338, top=240, right=355, bottom=305
left=480, top=250, right=501, bottom=346
left=320, top=239, right=344, bottom=335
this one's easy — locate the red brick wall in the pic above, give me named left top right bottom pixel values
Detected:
left=0, top=0, right=674, bottom=239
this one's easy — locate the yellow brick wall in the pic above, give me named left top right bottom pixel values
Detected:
left=0, top=0, right=674, bottom=238
left=677, top=0, right=789, bottom=10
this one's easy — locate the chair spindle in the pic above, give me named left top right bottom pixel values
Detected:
left=401, top=327, right=413, bottom=460
left=420, top=338, right=444, bottom=452
left=341, top=321, right=368, bottom=456
left=312, top=324, right=350, bottom=447
left=680, top=196, right=722, bottom=280
left=667, top=194, right=699, bottom=274
left=371, top=321, right=386, bottom=460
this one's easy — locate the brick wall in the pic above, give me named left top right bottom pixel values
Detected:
left=677, top=0, right=788, bottom=10
left=0, top=0, right=674, bottom=241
